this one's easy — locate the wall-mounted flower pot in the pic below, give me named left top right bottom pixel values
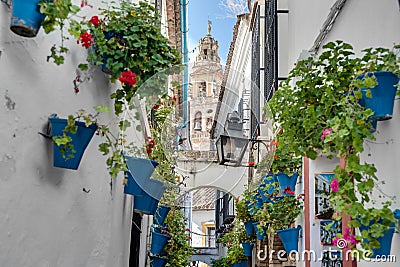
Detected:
left=242, top=242, right=254, bottom=257
left=359, top=71, right=399, bottom=121
left=253, top=222, right=267, bottom=240
left=276, top=172, right=299, bottom=196
left=244, top=221, right=255, bottom=235
left=49, top=117, right=97, bottom=170
left=149, top=255, right=168, bottom=267
left=394, top=209, right=400, bottom=230
left=124, top=157, right=159, bottom=195
left=262, top=173, right=279, bottom=194
left=150, top=228, right=171, bottom=255
left=246, top=201, right=256, bottom=216
left=134, top=194, right=160, bottom=215
left=10, top=0, right=45, bottom=37
left=277, top=225, right=301, bottom=253
left=154, top=206, right=171, bottom=226
left=359, top=221, right=395, bottom=258
left=232, top=261, right=248, bottom=267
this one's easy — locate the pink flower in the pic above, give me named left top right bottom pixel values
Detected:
left=118, top=70, right=137, bottom=86
left=330, top=178, right=339, bottom=192
left=321, top=127, right=333, bottom=141
left=332, top=237, right=343, bottom=247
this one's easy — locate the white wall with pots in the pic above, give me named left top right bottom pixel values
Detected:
left=0, top=0, right=156, bottom=266
left=284, top=1, right=400, bottom=266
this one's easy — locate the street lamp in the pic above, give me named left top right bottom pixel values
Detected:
left=216, top=111, right=249, bottom=166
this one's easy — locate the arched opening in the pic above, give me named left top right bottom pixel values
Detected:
left=194, top=111, right=202, bottom=131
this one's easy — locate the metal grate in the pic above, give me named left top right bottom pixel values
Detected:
left=264, top=0, right=278, bottom=101
left=251, top=6, right=261, bottom=139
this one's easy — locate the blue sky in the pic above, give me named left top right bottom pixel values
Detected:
left=187, top=0, right=248, bottom=66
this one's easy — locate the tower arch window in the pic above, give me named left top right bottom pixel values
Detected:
left=194, top=111, right=202, bottom=131
left=198, top=82, right=206, bottom=98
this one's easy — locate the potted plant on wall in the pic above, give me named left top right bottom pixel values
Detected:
left=49, top=105, right=109, bottom=169
left=235, top=191, right=255, bottom=235
left=76, top=1, right=181, bottom=115
left=269, top=40, right=398, bottom=254
left=353, top=45, right=400, bottom=121
left=269, top=137, right=302, bottom=196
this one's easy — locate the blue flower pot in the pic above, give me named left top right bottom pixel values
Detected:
left=124, top=157, right=159, bottom=195
left=154, top=206, right=171, bottom=226
left=246, top=201, right=256, bottom=216
left=151, top=228, right=171, bottom=255
left=10, top=0, right=45, bottom=37
left=244, top=221, right=255, bottom=235
left=262, top=174, right=279, bottom=195
left=359, top=71, right=399, bottom=121
left=394, top=209, right=400, bottom=230
left=242, top=242, right=254, bottom=257
left=149, top=255, right=168, bottom=267
left=253, top=222, right=267, bottom=240
left=49, top=117, right=98, bottom=170
left=134, top=194, right=160, bottom=215
left=359, top=221, right=395, bottom=258
left=276, top=172, right=299, bottom=196
left=232, top=261, right=248, bottom=267
left=277, top=226, right=301, bottom=253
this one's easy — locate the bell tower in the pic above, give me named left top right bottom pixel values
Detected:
left=189, top=21, right=223, bottom=151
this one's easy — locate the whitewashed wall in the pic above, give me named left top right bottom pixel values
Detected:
left=0, top=1, right=153, bottom=266
left=285, top=1, right=400, bottom=266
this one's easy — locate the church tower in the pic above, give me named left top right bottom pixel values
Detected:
left=189, top=21, right=223, bottom=151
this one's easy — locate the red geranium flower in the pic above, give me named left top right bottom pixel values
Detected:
left=89, top=16, right=101, bottom=26
left=118, top=70, right=137, bottom=86
left=283, top=186, right=295, bottom=195
left=77, top=32, right=94, bottom=48
left=248, top=161, right=255, bottom=167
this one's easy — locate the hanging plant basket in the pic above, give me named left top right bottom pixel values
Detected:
left=276, top=172, right=299, bottom=196
left=149, top=255, right=168, bottom=267
left=150, top=228, right=171, bottom=255
left=10, top=0, right=45, bottom=37
left=49, top=117, right=97, bottom=170
left=241, top=242, right=254, bottom=257
left=154, top=206, right=171, bottom=226
left=277, top=225, right=301, bottom=253
left=359, top=221, right=395, bottom=258
left=244, top=221, right=255, bottom=235
left=124, top=157, right=159, bottom=195
left=359, top=71, right=399, bottom=121
left=253, top=222, right=267, bottom=241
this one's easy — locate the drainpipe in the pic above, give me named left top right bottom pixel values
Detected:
left=180, top=0, right=189, bottom=131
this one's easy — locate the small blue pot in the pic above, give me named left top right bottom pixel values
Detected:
left=242, top=242, right=254, bottom=257
left=359, top=221, right=395, bottom=258
left=253, top=222, right=267, bottom=240
left=49, top=117, right=97, bottom=170
left=244, top=221, right=255, bottom=235
left=150, top=228, right=171, bottom=255
left=277, top=226, right=301, bottom=253
left=10, top=0, right=46, bottom=37
left=149, top=255, right=168, bottom=267
left=359, top=71, right=399, bottom=121
left=154, top=206, right=171, bottom=226
left=276, top=172, right=299, bottom=196
left=134, top=194, right=160, bottom=215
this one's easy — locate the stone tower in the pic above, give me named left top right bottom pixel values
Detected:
left=189, top=21, right=223, bottom=151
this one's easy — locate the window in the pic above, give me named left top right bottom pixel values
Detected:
left=194, top=111, right=202, bottom=131
left=198, top=82, right=206, bottom=98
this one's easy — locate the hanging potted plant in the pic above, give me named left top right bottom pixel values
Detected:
left=235, top=191, right=255, bottom=235
left=354, top=45, right=400, bottom=121
left=154, top=205, right=171, bottom=227
left=150, top=226, right=172, bottom=255
left=149, top=255, right=168, bottom=267
left=269, top=137, right=302, bottom=196
left=269, top=40, right=398, bottom=254
left=48, top=106, right=110, bottom=169
left=10, top=0, right=47, bottom=37
left=75, top=1, right=181, bottom=115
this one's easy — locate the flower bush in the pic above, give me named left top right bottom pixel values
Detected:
left=269, top=40, right=399, bottom=252
left=76, top=1, right=181, bottom=114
